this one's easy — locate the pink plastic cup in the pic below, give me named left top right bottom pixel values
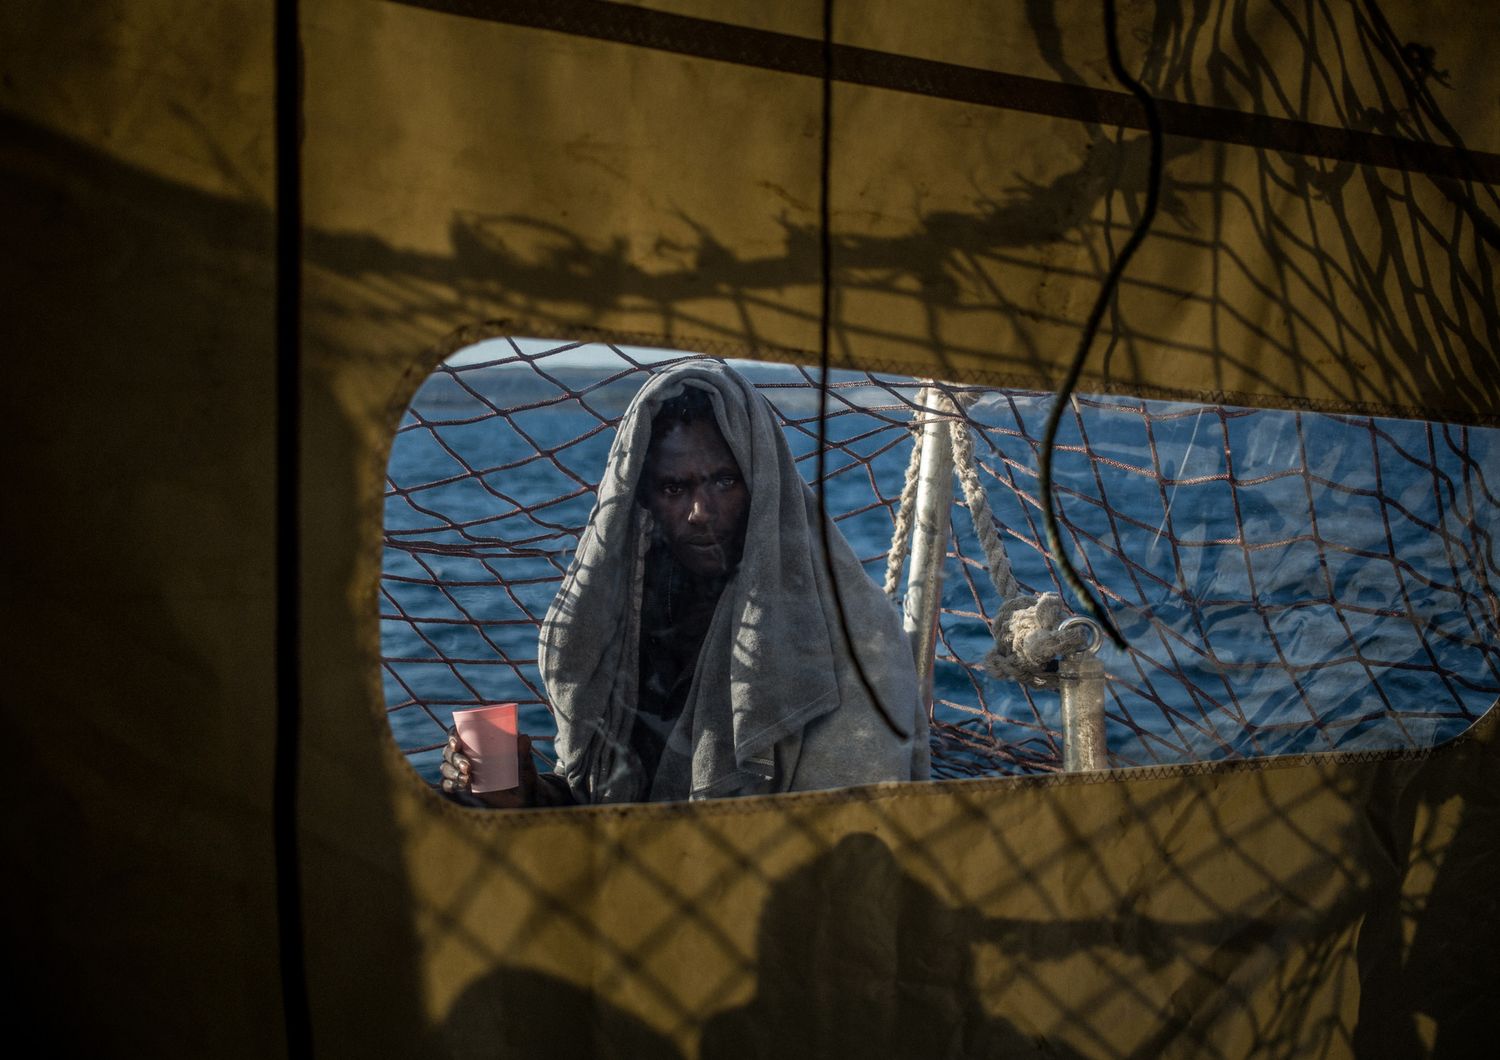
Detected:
left=451, top=703, right=520, bottom=793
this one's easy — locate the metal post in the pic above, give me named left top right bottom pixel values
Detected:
left=902, top=387, right=955, bottom=714
left=1058, top=617, right=1108, bottom=771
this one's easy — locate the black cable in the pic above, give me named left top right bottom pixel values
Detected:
left=814, top=0, right=904, bottom=738
left=1035, top=0, right=1163, bottom=652
left=274, top=0, right=313, bottom=1054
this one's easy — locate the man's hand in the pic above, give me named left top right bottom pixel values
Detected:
left=440, top=727, right=539, bottom=809
left=438, top=726, right=474, bottom=795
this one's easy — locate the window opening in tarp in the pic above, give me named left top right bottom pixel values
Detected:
left=382, top=337, right=1499, bottom=792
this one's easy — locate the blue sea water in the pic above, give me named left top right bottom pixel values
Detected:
left=382, top=352, right=1500, bottom=784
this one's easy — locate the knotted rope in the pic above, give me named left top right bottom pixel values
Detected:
left=986, top=592, right=1094, bottom=689
left=885, top=385, right=1096, bottom=688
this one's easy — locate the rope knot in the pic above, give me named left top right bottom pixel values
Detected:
left=984, top=593, right=1094, bottom=688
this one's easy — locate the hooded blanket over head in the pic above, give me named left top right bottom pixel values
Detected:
left=539, top=361, right=930, bottom=803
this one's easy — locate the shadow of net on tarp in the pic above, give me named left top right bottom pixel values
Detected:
left=694, top=832, right=1093, bottom=1059
left=429, top=713, right=1498, bottom=1055
left=312, top=0, right=1500, bottom=417
left=438, top=833, right=1089, bottom=1059
left=1021, top=0, right=1500, bottom=413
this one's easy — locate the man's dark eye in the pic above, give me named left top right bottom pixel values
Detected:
left=661, top=484, right=684, bottom=497
left=716, top=475, right=739, bottom=488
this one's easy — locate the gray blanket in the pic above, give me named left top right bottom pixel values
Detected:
left=538, top=361, right=929, bottom=803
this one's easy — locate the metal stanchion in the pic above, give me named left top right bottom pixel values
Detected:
left=902, top=388, right=955, bottom=714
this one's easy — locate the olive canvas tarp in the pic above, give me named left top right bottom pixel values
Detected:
left=3, top=0, right=1497, bottom=1055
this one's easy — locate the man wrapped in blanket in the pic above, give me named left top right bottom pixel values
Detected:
left=443, top=360, right=928, bottom=806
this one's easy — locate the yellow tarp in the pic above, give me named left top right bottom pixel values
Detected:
left=4, top=0, right=1496, bottom=1054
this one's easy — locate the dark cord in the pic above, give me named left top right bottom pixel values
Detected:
left=274, top=0, right=313, bottom=1054
left=1036, top=0, right=1163, bottom=651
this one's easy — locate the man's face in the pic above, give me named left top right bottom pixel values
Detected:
left=642, top=417, right=750, bottom=577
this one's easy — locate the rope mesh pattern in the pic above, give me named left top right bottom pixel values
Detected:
left=382, top=338, right=1500, bottom=784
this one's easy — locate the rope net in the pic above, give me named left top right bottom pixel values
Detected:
left=382, top=338, right=1500, bottom=784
